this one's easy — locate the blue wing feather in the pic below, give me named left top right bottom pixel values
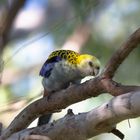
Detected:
left=39, top=56, right=62, bottom=78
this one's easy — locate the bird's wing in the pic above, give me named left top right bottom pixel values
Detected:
left=39, top=56, right=62, bottom=78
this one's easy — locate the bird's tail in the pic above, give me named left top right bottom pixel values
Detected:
left=37, top=89, right=52, bottom=126
left=38, top=113, right=52, bottom=126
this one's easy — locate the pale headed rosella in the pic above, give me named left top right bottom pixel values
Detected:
left=38, top=49, right=100, bottom=126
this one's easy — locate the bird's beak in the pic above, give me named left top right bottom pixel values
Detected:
left=94, top=68, right=100, bottom=76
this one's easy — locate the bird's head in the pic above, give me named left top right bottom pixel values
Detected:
left=77, top=54, right=100, bottom=77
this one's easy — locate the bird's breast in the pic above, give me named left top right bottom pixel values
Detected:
left=42, top=60, right=81, bottom=92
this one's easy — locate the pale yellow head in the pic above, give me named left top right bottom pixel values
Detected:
left=77, top=54, right=101, bottom=77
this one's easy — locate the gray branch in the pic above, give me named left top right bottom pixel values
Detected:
left=6, top=90, right=140, bottom=140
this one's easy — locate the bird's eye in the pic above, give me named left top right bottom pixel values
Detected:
left=96, top=66, right=100, bottom=70
left=88, top=61, right=93, bottom=67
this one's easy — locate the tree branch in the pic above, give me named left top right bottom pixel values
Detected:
left=1, top=77, right=140, bottom=139
left=1, top=27, right=140, bottom=139
left=100, top=79, right=140, bottom=96
left=102, top=28, right=140, bottom=79
left=0, top=78, right=103, bottom=140
left=6, top=91, right=140, bottom=140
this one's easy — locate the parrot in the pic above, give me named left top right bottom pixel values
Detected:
left=38, top=49, right=101, bottom=126
left=38, top=49, right=124, bottom=140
